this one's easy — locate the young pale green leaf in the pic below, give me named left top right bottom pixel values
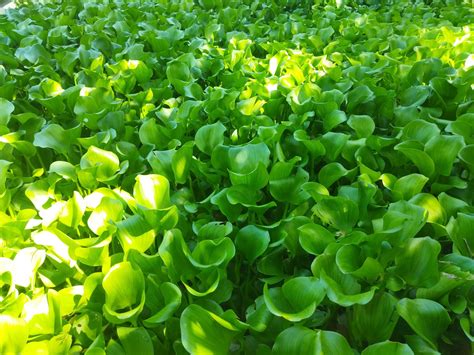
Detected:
left=102, top=262, right=145, bottom=325
left=80, top=146, right=120, bottom=182
left=133, top=174, right=171, bottom=210
left=409, top=193, right=446, bottom=224
left=0, top=315, right=28, bottom=354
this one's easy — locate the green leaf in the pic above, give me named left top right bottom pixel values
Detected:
left=34, top=124, right=80, bottom=156
left=362, top=341, right=414, bottom=355
left=348, top=115, right=375, bottom=138
left=395, top=141, right=435, bottom=177
left=117, top=327, right=153, bottom=355
left=235, top=225, right=270, bottom=263
left=144, top=282, right=181, bottom=326
left=397, top=298, right=450, bottom=348
left=298, top=223, right=335, bottom=255
left=263, top=277, right=325, bottom=322
left=80, top=146, right=120, bottom=182
left=273, top=326, right=352, bottom=355
left=102, top=262, right=145, bottom=324
left=134, top=174, right=171, bottom=210
left=447, top=213, right=474, bottom=257
left=400, top=86, right=431, bottom=107
left=425, top=135, right=465, bottom=176
left=394, top=237, right=441, bottom=287
left=409, top=193, right=446, bottom=224
left=346, top=85, right=375, bottom=113
left=180, top=304, right=241, bottom=355
left=172, top=142, right=193, bottom=184
left=313, top=196, right=359, bottom=233
left=0, top=98, right=14, bottom=126
left=0, top=315, right=28, bottom=354
left=318, top=162, right=352, bottom=188
left=348, top=292, right=399, bottom=345
left=312, top=255, right=376, bottom=307
left=195, top=122, right=227, bottom=155
left=392, top=174, right=429, bottom=200
left=458, top=144, right=474, bottom=173
left=88, top=197, right=124, bottom=235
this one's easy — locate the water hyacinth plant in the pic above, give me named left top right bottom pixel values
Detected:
left=0, top=0, right=473, bottom=353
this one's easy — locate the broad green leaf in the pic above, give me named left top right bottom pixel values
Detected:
left=313, top=196, right=359, bottom=233
left=117, top=327, right=153, bottom=355
left=298, top=223, right=335, bottom=255
left=346, top=85, right=375, bottom=113
left=318, top=162, right=352, bottom=188
left=263, top=277, right=325, bottom=322
left=400, top=85, right=431, bottom=107
left=273, top=326, right=352, bottom=355
left=102, top=262, right=145, bottom=324
left=348, top=292, right=399, bottom=345
left=395, top=141, right=435, bottom=177
left=394, top=237, right=441, bottom=287
left=172, top=143, right=193, bottom=185
left=446, top=213, right=474, bottom=257
left=362, top=341, right=414, bottom=355
left=348, top=115, right=375, bottom=138
left=397, top=298, right=450, bottom=348
left=116, top=215, right=155, bottom=253
left=133, top=174, right=171, bottom=210
left=12, top=247, right=46, bottom=288
left=195, top=122, right=226, bottom=155
left=144, top=282, right=181, bottom=326
left=425, top=135, right=465, bottom=176
left=312, top=255, right=376, bottom=307
left=458, top=144, right=474, bottom=173
left=87, top=197, right=124, bottom=235
left=392, top=174, right=429, bottom=200
left=409, top=193, right=446, bottom=224
left=235, top=225, right=270, bottom=263
left=0, top=315, right=28, bottom=354
left=80, top=146, right=120, bottom=182
left=0, top=98, right=14, bottom=125
left=180, top=304, right=241, bottom=355
left=34, top=124, right=80, bottom=156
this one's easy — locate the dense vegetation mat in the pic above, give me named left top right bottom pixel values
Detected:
left=0, top=0, right=473, bottom=353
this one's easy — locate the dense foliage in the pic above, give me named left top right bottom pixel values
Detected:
left=0, top=0, right=473, bottom=353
